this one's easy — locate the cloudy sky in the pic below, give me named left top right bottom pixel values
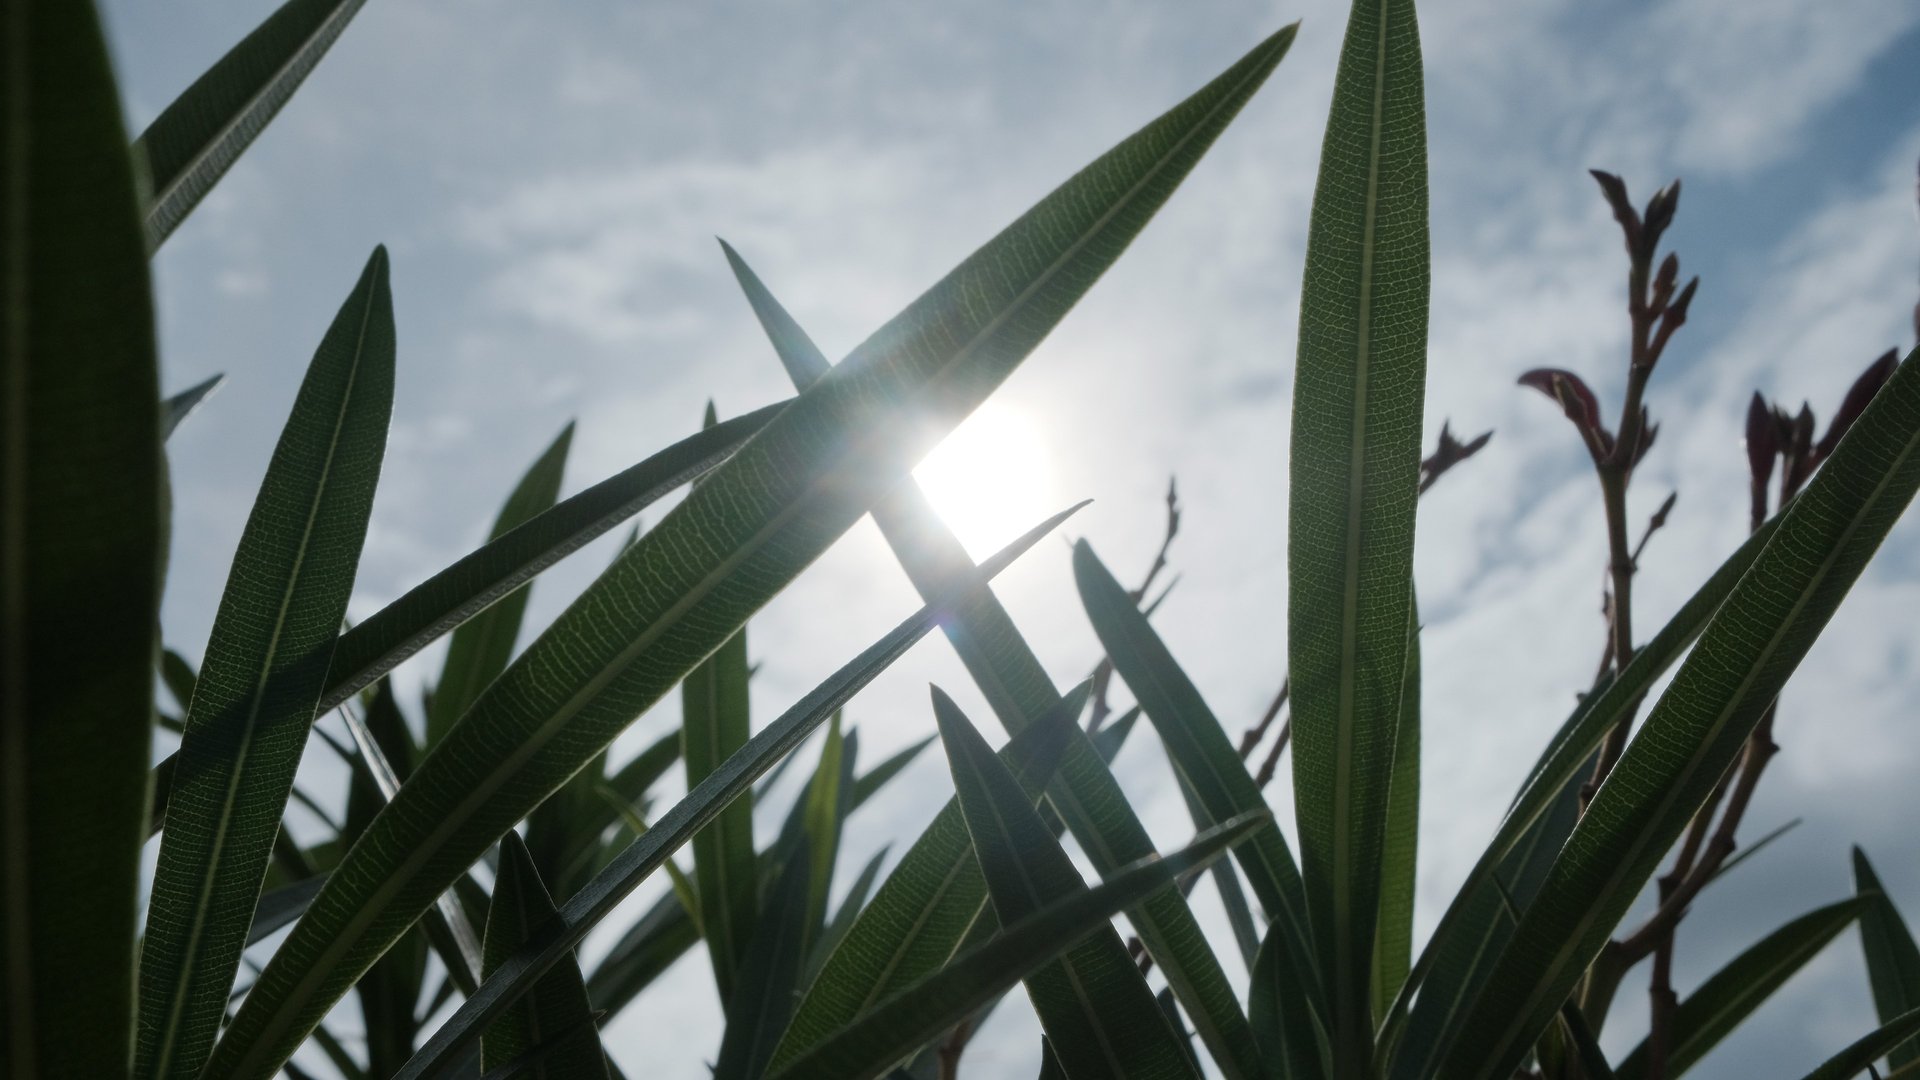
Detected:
left=103, top=0, right=1920, bottom=1075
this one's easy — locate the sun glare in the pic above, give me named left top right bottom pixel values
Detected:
left=913, top=403, right=1056, bottom=559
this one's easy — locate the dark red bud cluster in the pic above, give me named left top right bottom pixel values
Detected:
left=1519, top=367, right=1612, bottom=464
left=1419, top=420, right=1494, bottom=493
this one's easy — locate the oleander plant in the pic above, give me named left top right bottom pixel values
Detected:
left=6, top=0, right=1920, bottom=1078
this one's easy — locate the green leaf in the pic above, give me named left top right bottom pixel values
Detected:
left=1379, top=515, right=1781, bottom=1071
left=685, top=622, right=757, bottom=1003
left=769, top=687, right=1085, bottom=1072
left=0, top=2, right=161, bottom=1075
left=1073, top=540, right=1316, bottom=1019
left=766, top=814, right=1269, bottom=1080
left=133, top=0, right=372, bottom=250
left=851, top=734, right=935, bottom=808
left=1385, top=739, right=1587, bottom=1080
left=211, top=27, right=1285, bottom=1069
left=798, top=713, right=850, bottom=948
left=1794, top=1007, right=1920, bottom=1080
left=809, top=846, right=889, bottom=985
left=1374, top=603, right=1421, bottom=1021
left=383, top=513, right=1072, bottom=1080
left=1558, top=1002, right=1615, bottom=1080
left=163, top=373, right=225, bottom=440
left=247, top=876, right=328, bottom=948
left=1442, top=347, right=1920, bottom=1080
left=1614, top=897, right=1862, bottom=1080
left=428, top=423, right=573, bottom=747
left=1250, top=921, right=1329, bottom=1080
left=320, top=401, right=783, bottom=715
left=583, top=889, right=701, bottom=1018
left=725, top=218, right=1277, bottom=1080
left=715, top=839, right=815, bottom=1080
left=481, top=833, right=609, bottom=1080
left=1854, top=847, right=1920, bottom=1070
left=138, top=247, right=394, bottom=1080
left=1289, top=0, right=1431, bottom=1063
left=933, top=688, right=1198, bottom=1079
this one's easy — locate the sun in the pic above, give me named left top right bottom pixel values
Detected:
left=913, top=402, right=1056, bottom=560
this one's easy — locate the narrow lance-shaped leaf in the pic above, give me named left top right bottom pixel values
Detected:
left=139, top=247, right=395, bottom=1080
left=1614, top=897, right=1862, bottom=1080
left=797, top=713, right=850, bottom=949
left=208, top=28, right=1287, bottom=1072
left=162, top=373, right=225, bottom=440
left=685, top=620, right=757, bottom=1004
left=766, top=814, right=1269, bottom=1080
left=381, top=510, right=1077, bottom=1080
left=429, top=423, right=573, bottom=747
left=1250, top=921, right=1330, bottom=1080
left=714, top=839, right=814, bottom=1080
left=146, top=402, right=783, bottom=812
left=321, top=401, right=782, bottom=715
left=1378, top=514, right=1781, bottom=1070
left=808, top=846, right=889, bottom=985
left=768, top=686, right=1088, bottom=1074
left=726, top=239, right=1274, bottom=1080
left=133, top=0, right=373, bottom=249
left=1289, top=0, right=1431, bottom=1064
left=0, top=2, right=161, bottom=1074
left=1374, top=601, right=1420, bottom=1022
left=481, top=833, right=609, bottom=1080
left=933, top=688, right=1199, bottom=1079
left=1795, top=1007, right=1920, bottom=1080
left=1853, top=847, right=1920, bottom=1070
left=1442, top=348, right=1920, bottom=1080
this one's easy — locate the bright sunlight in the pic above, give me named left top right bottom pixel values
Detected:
left=912, top=402, right=1056, bottom=558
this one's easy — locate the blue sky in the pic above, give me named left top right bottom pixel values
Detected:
left=106, top=0, right=1920, bottom=1074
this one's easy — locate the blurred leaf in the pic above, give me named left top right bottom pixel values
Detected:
left=212, top=23, right=1286, bottom=1070
left=770, top=687, right=1086, bottom=1072
left=1614, top=898, right=1861, bottom=1080
left=851, top=734, right=935, bottom=808
left=0, top=2, right=161, bottom=1075
left=684, top=623, right=757, bottom=1002
left=1558, top=1002, right=1615, bottom=1080
left=481, top=833, right=609, bottom=1080
left=385, top=514, right=1071, bottom=1080
left=798, top=715, right=851, bottom=948
left=1374, top=603, right=1421, bottom=1022
left=162, top=373, right=225, bottom=440
left=345, top=682, right=431, bottom=1076
left=139, top=248, right=394, bottom=1080
left=246, top=876, right=328, bottom=948
left=726, top=220, right=1275, bottom=1080
left=715, top=840, right=815, bottom=1080
left=319, top=401, right=784, bottom=714
left=133, top=0, right=372, bottom=249
left=1854, top=847, right=1920, bottom=1070
left=1289, top=0, right=1431, bottom=1062
left=1444, top=348, right=1920, bottom=1080
left=428, top=423, right=574, bottom=747
left=933, top=689, right=1197, bottom=1079
left=766, top=815, right=1269, bottom=1080
left=583, top=890, right=701, bottom=1019
left=1795, top=1007, right=1920, bottom=1080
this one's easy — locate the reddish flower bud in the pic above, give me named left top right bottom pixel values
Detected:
left=1520, top=368, right=1610, bottom=463
left=1745, top=391, right=1777, bottom=491
left=1814, top=349, right=1900, bottom=462
left=1590, top=169, right=1641, bottom=255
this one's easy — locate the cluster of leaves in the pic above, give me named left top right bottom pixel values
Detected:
left=5, top=0, right=1920, bottom=1078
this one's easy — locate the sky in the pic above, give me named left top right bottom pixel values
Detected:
left=100, top=0, right=1920, bottom=1075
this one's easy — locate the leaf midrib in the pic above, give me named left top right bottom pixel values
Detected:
left=148, top=264, right=378, bottom=1080
left=1475, top=419, right=1920, bottom=1078
left=219, top=47, right=1283, bottom=1071
left=1328, top=0, right=1396, bottom=1030
left=141, top=0, right=367, bottom=246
